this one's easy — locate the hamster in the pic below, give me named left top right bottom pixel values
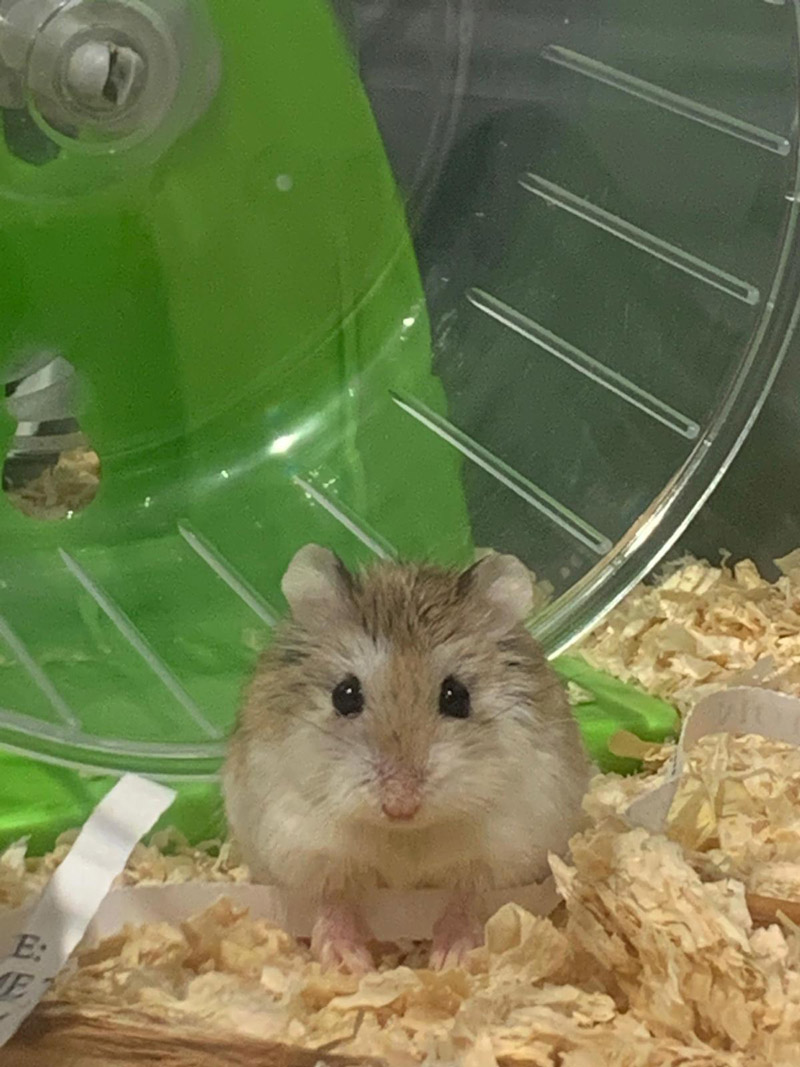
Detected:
left=223, top=545, right=591, bottom=971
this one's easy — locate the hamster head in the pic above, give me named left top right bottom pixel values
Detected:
left=251, top=546, right=572, bottom=831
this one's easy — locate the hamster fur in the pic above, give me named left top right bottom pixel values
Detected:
left=224, top=545, right=591, bottom=969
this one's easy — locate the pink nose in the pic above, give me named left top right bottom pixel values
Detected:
left=381, top=796, right=421, bottom=820
left=380, top=773, right=422, bottom=820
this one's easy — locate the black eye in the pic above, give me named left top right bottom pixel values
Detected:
left=332, top=675, right=364, bottom=717
left=439, top=676, right=470, bottom=719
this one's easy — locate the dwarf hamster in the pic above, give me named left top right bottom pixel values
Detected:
left=223, top=545, right=590, bottom=971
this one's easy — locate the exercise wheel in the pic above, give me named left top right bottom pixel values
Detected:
left=0, top=0, right=797, bottom=842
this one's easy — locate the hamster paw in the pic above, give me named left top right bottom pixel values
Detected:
left=311, top=901, right=375, bottom=974
left=430, top=898, right=484, bottom=971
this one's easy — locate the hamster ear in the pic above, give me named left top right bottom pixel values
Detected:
left=459, top=552, right=533, bottom=628
left=282, top=544, right=354, bottom=625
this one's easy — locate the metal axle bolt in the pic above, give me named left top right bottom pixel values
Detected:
left=64, top=40, right=144, bottom=110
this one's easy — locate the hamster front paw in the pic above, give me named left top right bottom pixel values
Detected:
left=430, top=892, right=484, bottom=971
left=311, top=900, right=375, bottom=974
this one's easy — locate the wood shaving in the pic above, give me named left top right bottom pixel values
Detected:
left=4, top=447, right=100, bottom=520
left=579, top=554, right=800, bottom=715
left=3, top=730, right=798, bottom=1065
left=666, top=734, right=800, bottom=899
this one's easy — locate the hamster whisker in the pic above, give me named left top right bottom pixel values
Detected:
left=473, top=704, right=531, bottom=728
left=475, top=705, right=585, bottom=729
left=543, top=714, right=593, bottom=728
left=279, top=707, right=353, bottom=749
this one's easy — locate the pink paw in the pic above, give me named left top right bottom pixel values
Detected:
left=430, top=901, right=484, bottom=971
left=311, top=902, right=375, bottom=974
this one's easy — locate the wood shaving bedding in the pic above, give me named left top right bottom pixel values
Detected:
left=4, top=447, right=101, bottom=521
left=6, top=552, right=800, bottom=1064
left=5, top=731, right=800, bottom=1066
left=666, top=734, right=800, bottom=898
left=579, top=553, right=800, bottom=715
left=38, top=766, right=800, bottom=1066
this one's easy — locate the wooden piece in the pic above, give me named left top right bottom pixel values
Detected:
left=746, top=892, right=800, bottom=926
left=4, top=1004, right=384, bottom=1067
left=4, top=1002, right=543, bottom=1067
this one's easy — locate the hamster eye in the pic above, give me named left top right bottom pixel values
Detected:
left=439, top=676, right=470, bottom=719
left=332, top=675, right=364, bottom=717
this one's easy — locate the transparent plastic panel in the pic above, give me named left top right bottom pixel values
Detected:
left=348, top=0, right=800, bottom=648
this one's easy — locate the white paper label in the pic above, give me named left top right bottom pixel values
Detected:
left=0, top=773, right=175, bottom=1048
left=79, top=877, right=562, bottom=946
